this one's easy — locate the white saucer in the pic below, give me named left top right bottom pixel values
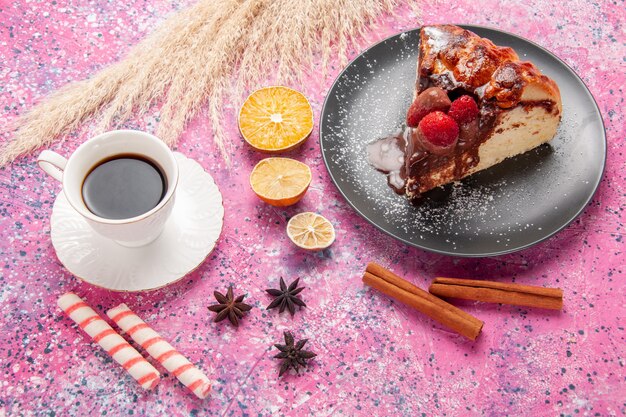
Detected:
left=50, top=152, right=224, bottom=291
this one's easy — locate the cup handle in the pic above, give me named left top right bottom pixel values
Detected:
left=37, top=150, right=67, bottom=182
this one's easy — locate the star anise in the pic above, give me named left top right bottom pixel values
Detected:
left=273, top=331, right=317, bottom=377
left=266, top=277, right=306, bottom=316
left=208, top=286, right=252, bottom=327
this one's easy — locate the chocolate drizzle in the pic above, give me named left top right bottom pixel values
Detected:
left=403, top=83, right=502, bottom=196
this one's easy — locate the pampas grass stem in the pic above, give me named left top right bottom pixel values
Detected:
left=2, top=0, right=409, bottom=166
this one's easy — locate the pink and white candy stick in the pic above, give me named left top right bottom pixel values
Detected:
left=57, top=293, right=160, bottom=390
left=107, top=303, right=212, bottom=399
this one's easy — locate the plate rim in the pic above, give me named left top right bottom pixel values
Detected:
left=319, top=24, right=607, bottom=257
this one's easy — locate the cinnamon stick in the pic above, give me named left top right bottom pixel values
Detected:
left=429, top=278, right=563, bottom=310
left=363, top=263, right=483, bottom=340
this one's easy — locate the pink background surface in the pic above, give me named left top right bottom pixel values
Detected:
left=1, top=1, right=624, bottom=416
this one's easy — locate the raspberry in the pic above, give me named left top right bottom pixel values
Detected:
left=448, top=95, right=479, bottom=124
left=406, top=87, right=451, bottom=127
left=406, top=101, right=430, bottom=127
left=418, top=111, right=459, bottom=147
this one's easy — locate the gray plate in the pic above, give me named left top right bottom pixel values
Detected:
left=320, top=25, right=606, bottom=257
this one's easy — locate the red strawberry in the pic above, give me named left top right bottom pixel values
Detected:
left=448, top=95, right=479, bottom=125
left=406, top=87, right=451, bottom=127
left=417, top=111, right=459, bottom=154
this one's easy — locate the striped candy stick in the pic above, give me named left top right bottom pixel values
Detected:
left=57, top=293, right=160, bottom=390
left=107, top=303, right=212, bottom=399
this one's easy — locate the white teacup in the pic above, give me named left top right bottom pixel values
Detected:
left=38, top=130, right=179, bottom=247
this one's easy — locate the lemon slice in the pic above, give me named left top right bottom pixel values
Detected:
left=249, top=157, right=312, bottom=207
left=287, top=212, right=335, bottom=250
left=238, top=86, right=314, bottom=152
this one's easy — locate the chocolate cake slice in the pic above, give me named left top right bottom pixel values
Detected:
left=403, top=25, right=562, bottom=198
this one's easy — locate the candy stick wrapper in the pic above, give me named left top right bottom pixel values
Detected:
left=107, top=303, right=212, bottom=399
left=57, top=293, right=160, bottom=390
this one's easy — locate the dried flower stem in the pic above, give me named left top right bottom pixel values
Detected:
left=2, top=0, right=409, bottom=166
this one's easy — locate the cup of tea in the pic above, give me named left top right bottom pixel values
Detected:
left=37, top=130, right=179, bottom=247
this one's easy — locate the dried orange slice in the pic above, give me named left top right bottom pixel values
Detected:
left=287, top=212, right=335, bottom=250
left=250, top=157, right=312, bottom=206
left=238, top=86, right=314, bottom=152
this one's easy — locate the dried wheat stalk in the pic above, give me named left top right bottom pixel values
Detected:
left=1, top=0, right=411, bottom=166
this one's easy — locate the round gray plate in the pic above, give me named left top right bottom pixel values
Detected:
left=320, top=25, right=606, bottom=257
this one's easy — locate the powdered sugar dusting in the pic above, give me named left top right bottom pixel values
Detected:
left=321, top=27, right=605, bottom=255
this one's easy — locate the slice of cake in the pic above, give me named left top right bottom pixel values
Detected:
left=403, top=24, right=562, bottom=198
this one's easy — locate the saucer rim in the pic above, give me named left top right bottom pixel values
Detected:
left=50, top=152, right=225, bottom=292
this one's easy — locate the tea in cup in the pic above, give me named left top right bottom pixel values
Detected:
left=37, top=130, right=179, bottom=247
